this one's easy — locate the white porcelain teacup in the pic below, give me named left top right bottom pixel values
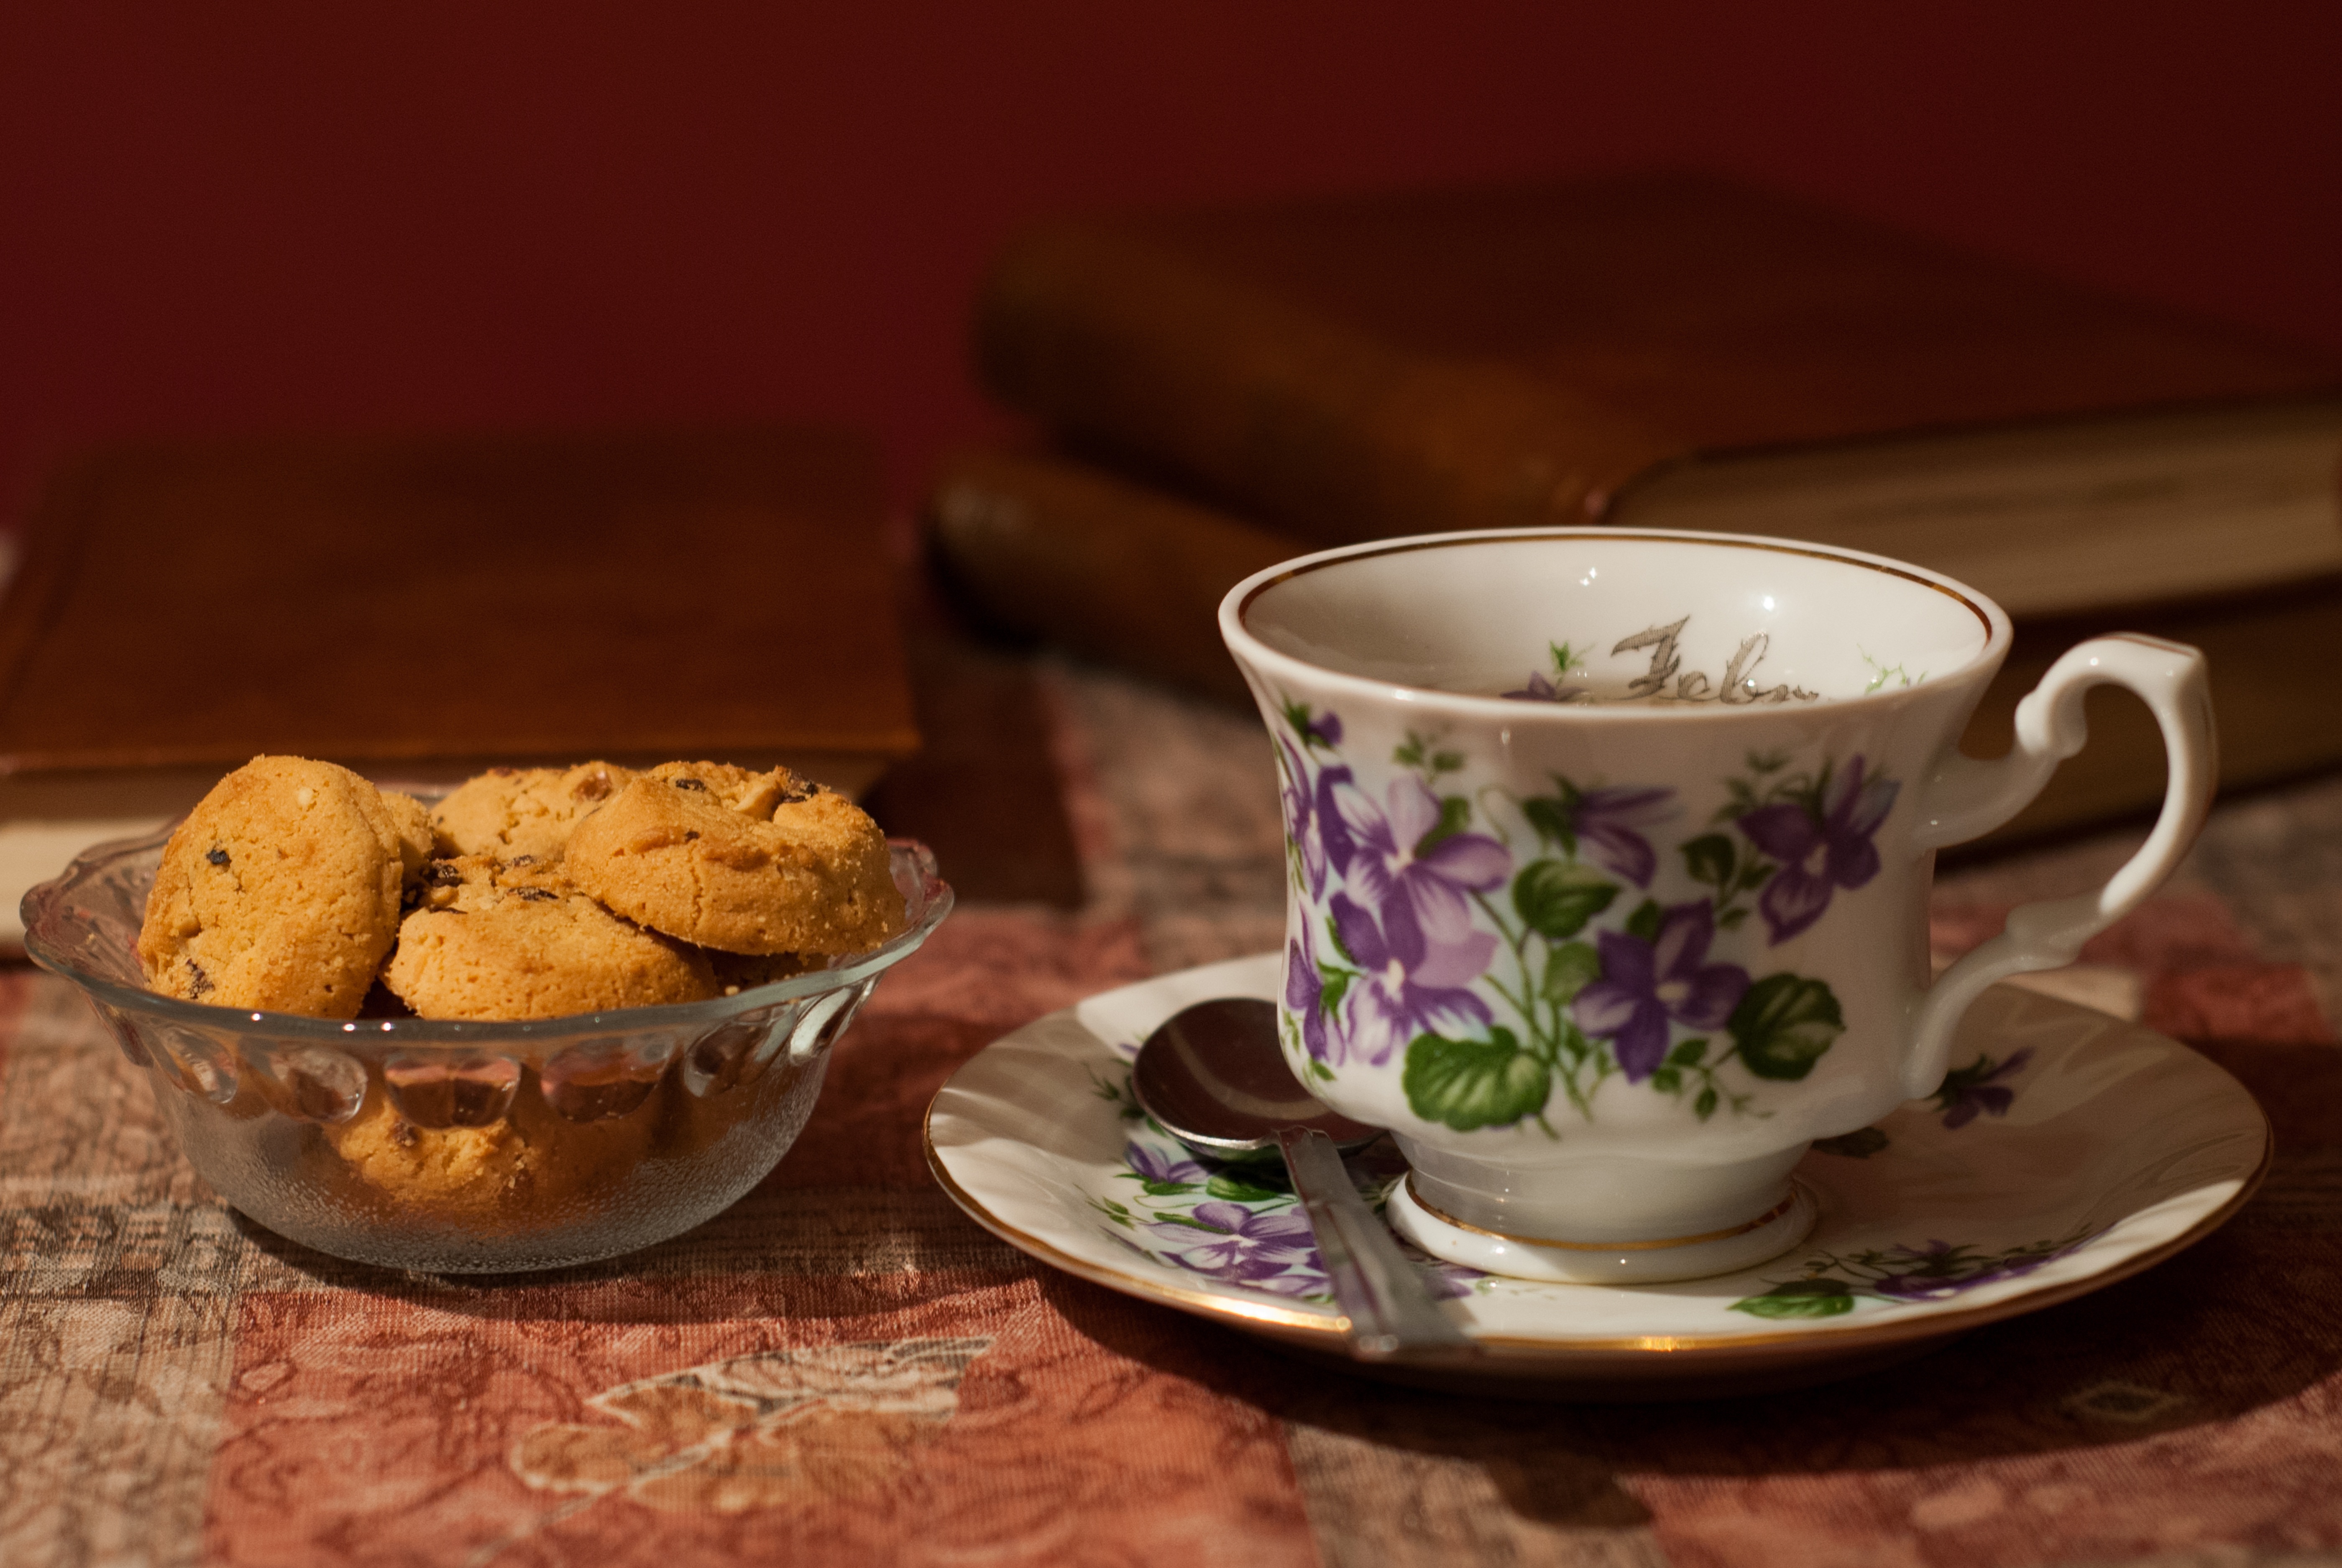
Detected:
left=1220, top=528, right=2214, bottom=1284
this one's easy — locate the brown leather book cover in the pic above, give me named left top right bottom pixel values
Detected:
left=977, top=172, right=2342, bottom=545
left=0, top=427, right=920, bottom=785
left=925, top=443, right=2342, bottom=849
left=927, top=446, right=1294, bottom=705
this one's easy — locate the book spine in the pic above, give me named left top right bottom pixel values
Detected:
left=974, top=224, right=1672, bottom=546
left=924, top=447, right=1300, bottom=704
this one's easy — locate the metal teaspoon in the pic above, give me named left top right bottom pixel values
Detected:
left=1131, top=997, right=1474, bottom=1361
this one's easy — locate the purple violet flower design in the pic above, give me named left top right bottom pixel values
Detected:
left=1303, top=710, right=1343, bottom=749
left=1315, top=764, right=1359, bottom=883
left=1737, top=756, right=1900, bottom=944
left=1569, top=785, right=1676, bottom=888
left=1329, top=891, right=1494, bottom=1067
left=1143, top=1202, right=1326, bottom=1296
left=1276, top=736, right=1354, bottom=899
left=1933, top=1048, right=2035, bottom=1129
left=1502, top=669, right=1585, bottom=703
left=1341, top=776, right=1511, bottom=934
left=1419, top=1260, right=1486, bottom=1300
left=1571, top=900, right=1751, bottom=1081
left=1865, top=1237, right=2071, bottom=1300
left=1124, top=1143, right=1207, bottom=1188
left=1284, top=922, right=1342, bottom=1065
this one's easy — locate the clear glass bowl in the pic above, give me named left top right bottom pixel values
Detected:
left=22, top=823, right=952, bottom=1272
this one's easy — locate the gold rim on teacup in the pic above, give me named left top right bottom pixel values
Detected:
left=1226, top=526, right=2004, bottom=723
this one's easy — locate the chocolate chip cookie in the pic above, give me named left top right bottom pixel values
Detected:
left=562, top=762, right=903, bottom=956
left=383, top=854, right=719, bottom=1020
left=430, top=761, right=635, bottom=862
left=706, top=949, right=816, bottom=995
left=136, top=756, right=412, bottom=1018
left=323, top=1078, right=655, bottom=1225
left=378, top=788, right=437, bottom=878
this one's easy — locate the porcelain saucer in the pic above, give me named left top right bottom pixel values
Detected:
left=924, top=953, right=2269, bottom=1398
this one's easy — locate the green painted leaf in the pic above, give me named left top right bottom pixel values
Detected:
left=1811, top=1126, right=1889, bottom=1158
left=1319, top=967, right=1352, bottom=1018
left=1694, top=1085, right=1719, bottom=1120
left=1931, top=1051, right=2010, bottom=1105
left=1541, top=941, right=1603, bottom=1004
left=1403, top=1028, right=1552, bottom=1131
left=1682, top=834, right=1735, bottom=887
left=1521, top=795, right=1574, bottom=852
left=1308, top=1059, right=1337, bottom=1083
left=1625, top=898, right=1665, bottom=943
left=1136, top=1179, right=1201, bottom=1197
left=1513, top=861, right=1617, bottom=940
left=1717, top=908, right=1749, bottom=930
left=1669, top=1036, right=1709, bottom=1067
left=1324, top=914, right=1354, bottom=964
left=1416, top=795, right=1473, bottom=854
left=1731, top=1278, right=1856, bottom=1317
left=1206, top=1172, right=1286, bottom=1202
left=1650, top=1066, right=1682, bottom=1093
left=1730, top=974, right=1846, bottom=1081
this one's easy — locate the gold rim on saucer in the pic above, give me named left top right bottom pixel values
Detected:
left=921, top=961, right=2272, bottom=1378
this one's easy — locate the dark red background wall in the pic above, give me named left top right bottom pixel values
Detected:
left=4, top=1, right=2338, bottom=519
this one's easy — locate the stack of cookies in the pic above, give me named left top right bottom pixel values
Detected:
left=136, top=755, right=905, bottom=1021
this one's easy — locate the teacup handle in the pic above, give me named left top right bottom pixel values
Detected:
left=1902, top=634, right=2217, bottom=1098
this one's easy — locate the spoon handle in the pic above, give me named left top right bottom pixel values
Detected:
left=1277, top=1127, right=1474, bottom=1360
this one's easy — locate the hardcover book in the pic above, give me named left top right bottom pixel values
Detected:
left=0, top=427, right=919, bottom=946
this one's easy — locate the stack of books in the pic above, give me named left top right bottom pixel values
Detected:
left=929, top=172, right=2342, bottom=845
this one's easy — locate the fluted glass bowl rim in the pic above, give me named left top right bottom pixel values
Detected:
left=22, top=821, right=953, bottom=1048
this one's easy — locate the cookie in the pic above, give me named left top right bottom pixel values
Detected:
left=136, top=756, right=409, bottom=1018
left=563, top=762, right=904, bottom=957
left=706, top=949, right=816, bottom=995
left=323, top=1077, right=653, bottom=1225
left=376, top=789, right=437, bottom=879
left=383, top=854, right=719, bottom=1020
left=430, top=761, right=635, bottom=862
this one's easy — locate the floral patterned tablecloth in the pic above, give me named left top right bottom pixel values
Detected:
left=5, top=646, right=2340, bottom=1568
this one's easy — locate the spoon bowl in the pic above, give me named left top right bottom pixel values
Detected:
left=1130, top=997, right=1378, bottom=1164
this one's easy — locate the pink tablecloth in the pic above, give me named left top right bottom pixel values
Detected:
left=5, top=650, right=2339, bottom=1568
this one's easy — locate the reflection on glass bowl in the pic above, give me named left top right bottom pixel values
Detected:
left=22, top=824, right=952, bottom=1272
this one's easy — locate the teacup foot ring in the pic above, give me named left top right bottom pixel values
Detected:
left=1387, top=1175, right=1820, bottom=1285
